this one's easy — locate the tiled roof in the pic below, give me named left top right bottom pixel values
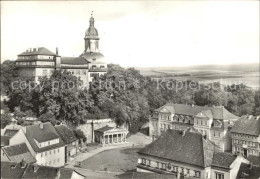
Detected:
left=118, top=172, right=176, bottom=179
left=55, top=125, right=77, bottom=144
left=4, top=129, right=19, bottom=137
left=95, top=125, right=114, bottom=133
left=18, top=47, right=56, bottom=56
left=231, top=115, right=260, bottom=136
left=237, top=163, right=260, bottom=179
left=61, top=57, right=89, bottom=65
left=22, top=164, right=59, bottom=179
left=1, top=136, right=10, bottom=146
left=211, top=152, right=236, bottom=169
left=154, top=104, right=239, bottom=120
left=211, top=107, right=238, bottom=120
left=196, top=110, right=213, bottom=118
left=24, top=122, right=65, bottom=152
left=2, top=143, right=36, bottom=163
left=1, top=161, right=27, bottom=179
left=138, top=129, right=215, bottom=168
left=248, top=156, right=260, bottom=167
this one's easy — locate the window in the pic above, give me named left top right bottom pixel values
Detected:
left=41, top=153, right=43, bottom=157
left=161, top=163, right=166, bottom=170
left=57, top=149, right=59, bottom=153
left=146, top=160, right=151, bottom=166
left=54, top=150, right=56, bottom=154
left=156, top=162, right=159, bottom=168
left=49, top=150, right=52, bottom=155
left=45, top=152, right=47, bottom=156
left=168, top=124, right=170, bottom=129
left=215, top=172, right=224, bottom=179
left=195, top=171, right=201, bottom=178
left=142, top=158, right=146, bottom=165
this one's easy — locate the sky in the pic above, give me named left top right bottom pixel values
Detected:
left=1, top=1, right=259, bottom=67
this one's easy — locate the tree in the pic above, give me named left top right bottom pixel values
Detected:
left=1, top=112, right=12, bottom=129
left=0, top=60, right=18, bottom=95
left=73, top=129, right=87, bottom=143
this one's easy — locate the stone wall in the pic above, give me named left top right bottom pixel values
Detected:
left=76, top=119, right=117, bottom=143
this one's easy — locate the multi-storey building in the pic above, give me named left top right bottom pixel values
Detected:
left=137, top=129, right=248, bottom=179
left=15, top=13, right=107, bottom=88
left=149, top=103, right=239, bottom=151
left=54, top=124, right=79, bottom=163
left=230, top=115, right=260, bottom=157
left=7, top=122, right=66, bottom=167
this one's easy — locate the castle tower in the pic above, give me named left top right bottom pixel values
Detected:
left=84, top=12, right=99, bottom=53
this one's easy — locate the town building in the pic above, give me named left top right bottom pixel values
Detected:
left=150, top=103, right=239, bottom=152
left=7, top=122, right=66, bottom=167
left=1, top=161, right=86, bottom=179
left=94, top=125, right=128, bottom=145
left=15, top=13, right=107, bottom=88
left=1, top=143, right=36, bottom=164
left=230, top=115, right=260, bottom=157
left=137, top=129, right=249, bottom=179
left=54, top=124, right=79, bottom=163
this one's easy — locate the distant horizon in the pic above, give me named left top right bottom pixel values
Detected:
left=1, top=1, right=259, bottom=67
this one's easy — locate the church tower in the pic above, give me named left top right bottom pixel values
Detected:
left=84, top=12, right=99, bottom=53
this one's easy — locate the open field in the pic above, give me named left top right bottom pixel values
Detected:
left=137, top=63, right=260, bottom=89
left=80, top=147, right=141, bottom=172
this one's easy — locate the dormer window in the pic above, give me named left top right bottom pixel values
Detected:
left=92, top=58, right=96, bottom=61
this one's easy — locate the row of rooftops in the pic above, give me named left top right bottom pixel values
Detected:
left=1, top=161, right=85, bottom=179
left=16, top=47, right=106, bottom=65
left=154, top=103, right=239, bottom=120
left=1, top=122, right=78, bottom=153
left=138, top=129, right=260, bottom=178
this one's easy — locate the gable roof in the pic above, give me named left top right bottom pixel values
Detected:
left=22, top=164, right=59, bottom=179
left=237, top=163, right=260, bottom=179
left=2, top=143, right=36, bottom=164
left=4, top=129, right=19, bottom=137
left=61, top=57, right=90, bottom=65
left=18, top=47, right=56, bottom=56
left=154, top=104, right=238, bottom=120
left=138, top=129, right=215, bottom=168
left=1, top=161, right=28, bottom=179
left=24, top=122, right=65, bottom=153
left=211, top=152, right=237, bottom=169
left=55, top=125, right=77, bottom=144
left=231, top=115, right=260, bottom=136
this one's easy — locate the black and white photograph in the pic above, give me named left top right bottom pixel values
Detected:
left=1, top=1, right=259, bottom=179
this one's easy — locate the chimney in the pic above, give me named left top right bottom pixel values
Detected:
left=56, top=47, right=59, bottom=55
left=20, top=159, right=26, bottom=168
left=39, top=123, right=44, bottom=129
left=33, top=164, right=39, bottom=173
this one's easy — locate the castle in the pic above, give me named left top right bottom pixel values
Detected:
left=15, top=13, right=107, bottom=88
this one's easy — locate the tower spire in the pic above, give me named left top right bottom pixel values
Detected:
left=89, top=11, right=95, bottom=27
